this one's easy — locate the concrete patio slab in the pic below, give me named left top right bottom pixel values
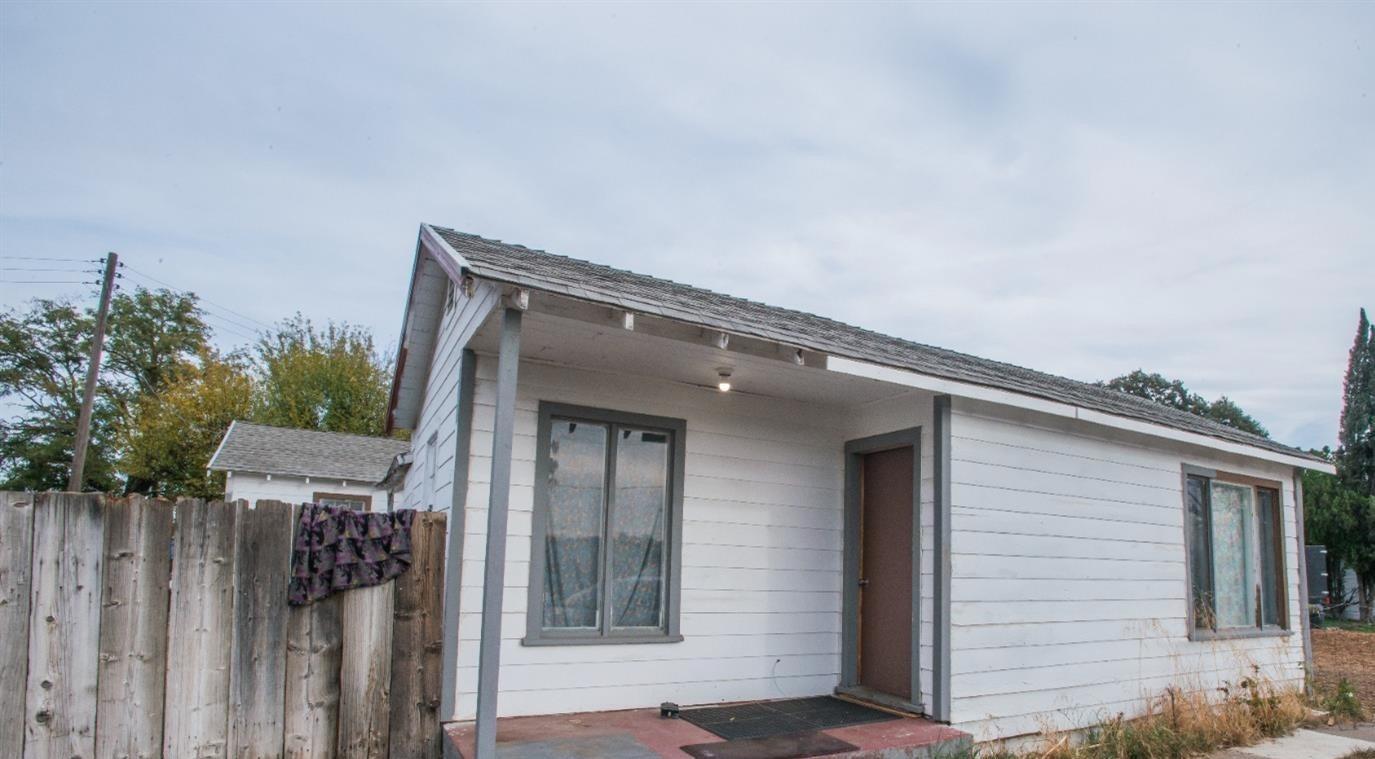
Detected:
left=1223, top=728, right=1375, bottom=759
left=445, top=703, right=971, bottom=759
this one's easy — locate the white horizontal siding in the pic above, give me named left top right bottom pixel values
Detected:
left=448, top=355, right=943, bottom=720
left=224, top=472, right=388, bottom=510
left=452, top=357, right=858, bottom=719
left=396, top=281, right=498, bottom=513
left=947, top=399, right=1306, bottom=742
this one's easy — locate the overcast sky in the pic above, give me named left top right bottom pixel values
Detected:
left=2, top=2, right=1371, bottom=450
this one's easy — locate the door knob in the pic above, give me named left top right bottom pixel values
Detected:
left=858, top=578, right=869, bottom=587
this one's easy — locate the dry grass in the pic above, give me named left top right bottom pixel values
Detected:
left=962, top=672, right=1309, bottom=759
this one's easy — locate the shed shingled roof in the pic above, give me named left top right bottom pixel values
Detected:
left=428, top=224, right=1321, bottom=463
left=208, top=421, right=410, bottom=483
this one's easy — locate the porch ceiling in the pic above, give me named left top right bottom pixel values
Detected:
left=465, top=294, right=919, bottom=409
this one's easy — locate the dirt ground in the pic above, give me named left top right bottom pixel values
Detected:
left=1313, top=628, right=1375, bottom=712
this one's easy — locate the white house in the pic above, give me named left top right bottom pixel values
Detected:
left=386, top=224, right=1333, bottom=753
left=208, top=420, right=409, bottom=511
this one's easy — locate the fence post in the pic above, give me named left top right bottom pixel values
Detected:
left=164, top=499, right=238, bottom=758
left=285, top=501, right=343, bottom=759
left=338, top=583, right=394, bottom=758
left=285, top=592, right=343, bottom=758
left=228, top=500, right=296, bottom=757
left=1, top=492, right=36, bottom=758
left=97, top=495, right=174, bottom=758
left=23, top=493, right=105, bottom=759
left=390, top=512, right=447, bottom=759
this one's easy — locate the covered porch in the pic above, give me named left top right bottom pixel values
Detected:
left=443, top=277, right=957, bottom=756
left=444, top=702, right=970, bottom=759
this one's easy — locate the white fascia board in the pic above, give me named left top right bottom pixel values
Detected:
left=206, top=419, right=238, bottom=471
left=827, top=355, right=1335, bottom=474
left=420, top=224, right=471, bottom=277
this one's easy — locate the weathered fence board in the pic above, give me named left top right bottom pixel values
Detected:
left=228, top=501, right=295, bottom=758
left=285, top=594, right=343, bottom=759
left=0, top=492, right=35, bottom=758
left=23, top=493, right=104, bottom=759
left=390, top=513, right=447, bottom=759
left=164, top=499, right=238, bottom=759
left=338, top=583, right=395, bottom=759
left=97, top=495, right=174, bottom=759
left=3, top=493, right=446, bottom=759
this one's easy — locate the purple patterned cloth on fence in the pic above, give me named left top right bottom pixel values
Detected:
left=288, top=503, right=417, bottom=606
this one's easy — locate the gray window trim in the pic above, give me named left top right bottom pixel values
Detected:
left=932, top=394, right=952, bottom=723
left=523, top=401, right=686, bottom=646
left=1181, top=464, right=1291, bottom=642
left=839, top=425, right=922, bottom=715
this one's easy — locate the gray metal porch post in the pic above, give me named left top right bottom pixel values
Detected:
left=474, top=309, right=522, bottom=759
left=441, top=349, right=477, bottom=759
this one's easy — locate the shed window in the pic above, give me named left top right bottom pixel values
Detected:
left=525, top=402, right=685, bottom=645
left=314, top=491, right=371, bottom=512
left=1185, top=471, right=1287, bottom=636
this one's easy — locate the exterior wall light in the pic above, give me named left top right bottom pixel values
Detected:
left=717, top=368, right=733, bottom=392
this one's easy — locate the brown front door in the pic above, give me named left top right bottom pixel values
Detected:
left=858, top=446, right=914, bottom=701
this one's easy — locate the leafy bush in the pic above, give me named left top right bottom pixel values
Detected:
left=1324, top=677, right=1366, bottom=722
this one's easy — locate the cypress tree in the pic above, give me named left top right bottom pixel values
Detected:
left=1335, top=308, right=1375, bottom=620
left=1338, top=308, right=1375, bottom=495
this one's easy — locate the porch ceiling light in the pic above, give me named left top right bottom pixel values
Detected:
left=717, top=367, right=733, bottom=392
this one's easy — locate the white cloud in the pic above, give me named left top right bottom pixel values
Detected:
left=2, top=1, right=1370, bottom=449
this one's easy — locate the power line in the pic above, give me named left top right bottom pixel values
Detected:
left=121, top=263, right=273, bottom=330
left=118, top=267, right=265, bottom=332
left=0, top=279, right=97, bottom=285
left=0, top=255, right=100, bottom=262
left=118, top=269, right=266, bottom=341
left=0, top=267, right=102, bottom=272
left=200, top=312, right=260, bottom=343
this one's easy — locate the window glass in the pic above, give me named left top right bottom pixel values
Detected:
left=1209, top=482, right=1256, bottom=628
left=1257, top=488, right=1282, bottom=627
left=1186, top=476, right=1213, bottom=629
left=542, top=420, right=608, bottom=629
left=610, top=428, right=670, bottom=629
left=318, top=496, right=367, bottom=511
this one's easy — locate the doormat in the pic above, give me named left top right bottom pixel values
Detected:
left=679, top=696, right=898, bottom=741
left=681, top=731, right=858, bottom=759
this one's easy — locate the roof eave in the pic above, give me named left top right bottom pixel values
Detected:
left=828, top=355, right=1333, bottom=473
left=384, top=224, right=472, bottom=434
left=206, top=419, right=238, bottom=471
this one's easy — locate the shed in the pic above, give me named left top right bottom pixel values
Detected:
left=207, top=420, right=410, bottom=511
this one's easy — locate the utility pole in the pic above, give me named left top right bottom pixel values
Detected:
left=68, top=252, right=118, bottom=492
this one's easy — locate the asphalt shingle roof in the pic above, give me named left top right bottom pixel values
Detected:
left=430, top=225, right=1320, bottom=463
left=208, top=421, right=410, bottom=483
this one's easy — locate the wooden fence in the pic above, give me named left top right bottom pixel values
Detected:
left=0, top=492, right=447, bottom=759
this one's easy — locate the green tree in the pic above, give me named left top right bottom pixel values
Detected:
left=1205, top=396, right=1270, bottom=438
left=1104, top=369, right=1209, bottom=415
left=0, top=286, right=211, bottom=493
left=104, top=286, right=211, bottom=402
left=256, top=315, right=391, bottom=435
left=1338, top=308, right=1374, bottom=496
left=0, top=298, right=119, bottom=491
left=1303, top=463, right=1375, bottom=619
left=119, top=349, right=257, bottom=498
left=1334, top=308, right=1375, bottom=620
left=1102, top=369, right=1269, bottom=437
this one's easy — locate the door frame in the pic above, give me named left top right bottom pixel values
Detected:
left=839, top=427, right=923, bottom=714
